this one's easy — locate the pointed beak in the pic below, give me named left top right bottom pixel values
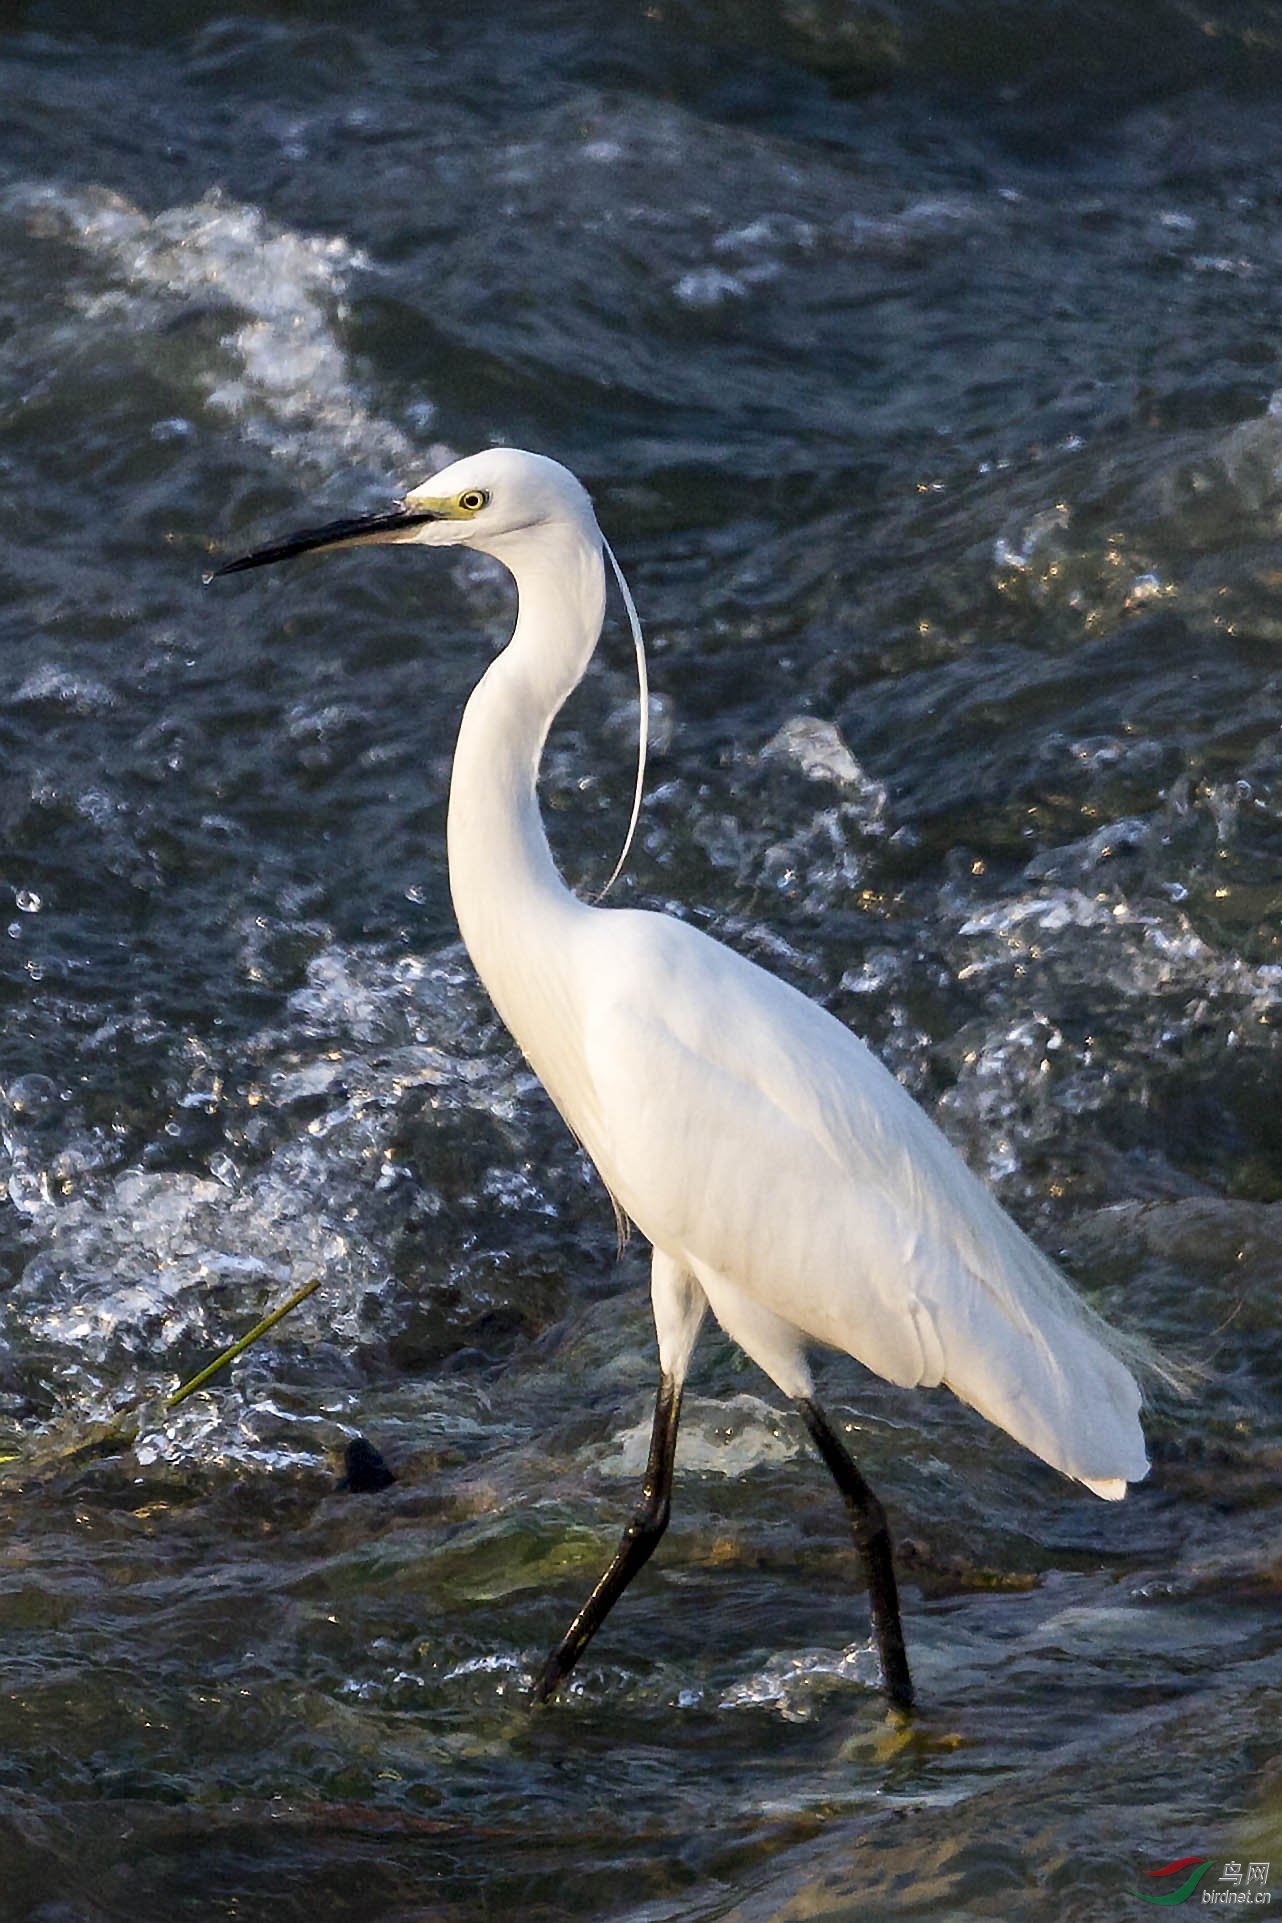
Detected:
left=210, top=500, right=446, bottom=578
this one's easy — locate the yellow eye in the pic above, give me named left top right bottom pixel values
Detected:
left=458, top=489, right=489, bottom=513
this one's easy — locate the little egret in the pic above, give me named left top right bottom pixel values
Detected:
left=216, top=447, right=1151, bottom=1713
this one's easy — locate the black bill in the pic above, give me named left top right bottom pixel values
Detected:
left=211, top=503, right=442, bottom=577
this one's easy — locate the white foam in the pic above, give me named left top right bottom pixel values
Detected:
left=0, top=936, right=573, bottom=1453
left=598, top=1392, right=799, bottom=1478
left=10, top=665, right=116, bottom=713
left=720, top=1642, right=880, bottom=1720
left=672, top=265, right=748, bottom=308
left=763, top=716, right=888, bottom=811
left=7, top=182, right=418, bottom=475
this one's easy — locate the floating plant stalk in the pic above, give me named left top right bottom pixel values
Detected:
left=166, top=1276, right=321, bottom=1408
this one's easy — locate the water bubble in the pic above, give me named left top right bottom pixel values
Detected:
left=4, top=1074, right=61, bottom=1126
left=8, top=1164, right=51, bottom=1214
left=14, top=890, right=41, bottom=914
left=208, top=1150, right=240, bottom=1187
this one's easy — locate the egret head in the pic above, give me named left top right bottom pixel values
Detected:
left=212, top=444, right=650, bottom=903
left=212, top=447, right=599, bottom=578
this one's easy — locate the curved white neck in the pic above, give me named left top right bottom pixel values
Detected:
left=446, top=520, right=606, bottom=1075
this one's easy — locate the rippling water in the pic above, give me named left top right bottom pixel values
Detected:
left=2, top=4, right=1282, bottom=1918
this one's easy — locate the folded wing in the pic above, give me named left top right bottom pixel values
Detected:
left=579, top=910, right=1147, bottom=1496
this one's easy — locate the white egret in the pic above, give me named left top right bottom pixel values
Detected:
left=216, top=447, right=1152, bottom=1713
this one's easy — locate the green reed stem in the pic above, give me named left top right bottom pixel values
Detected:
left=166, top=1277, right=321, bottom=1409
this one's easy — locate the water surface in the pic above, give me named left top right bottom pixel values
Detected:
left=1, top=4, right=1281, bottom=1918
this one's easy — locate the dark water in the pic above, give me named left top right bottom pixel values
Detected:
left=2, top=2, right=1282, bottom=1917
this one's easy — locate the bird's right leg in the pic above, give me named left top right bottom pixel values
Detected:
left=797, top=1397, right=915, bottom=1712
left=531, top=1365, right=682, bottom=1703
left=531, top=1253, right=705, bottom=1705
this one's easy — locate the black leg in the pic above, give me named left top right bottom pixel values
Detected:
left=531, top=1370, right=683, bottom=1704
left=797, top=1397, right=915, bottom=1712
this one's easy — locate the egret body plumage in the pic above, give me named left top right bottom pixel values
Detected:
left=216, top=446, right=1149, bottom=1712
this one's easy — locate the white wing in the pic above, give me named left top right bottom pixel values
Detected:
left=574, top=908, right=1146, bottom=1496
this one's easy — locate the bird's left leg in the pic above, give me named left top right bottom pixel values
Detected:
left=531, top=1253, right=705, bottom=1704
left=797, top=1398, right=915, bottom=1712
